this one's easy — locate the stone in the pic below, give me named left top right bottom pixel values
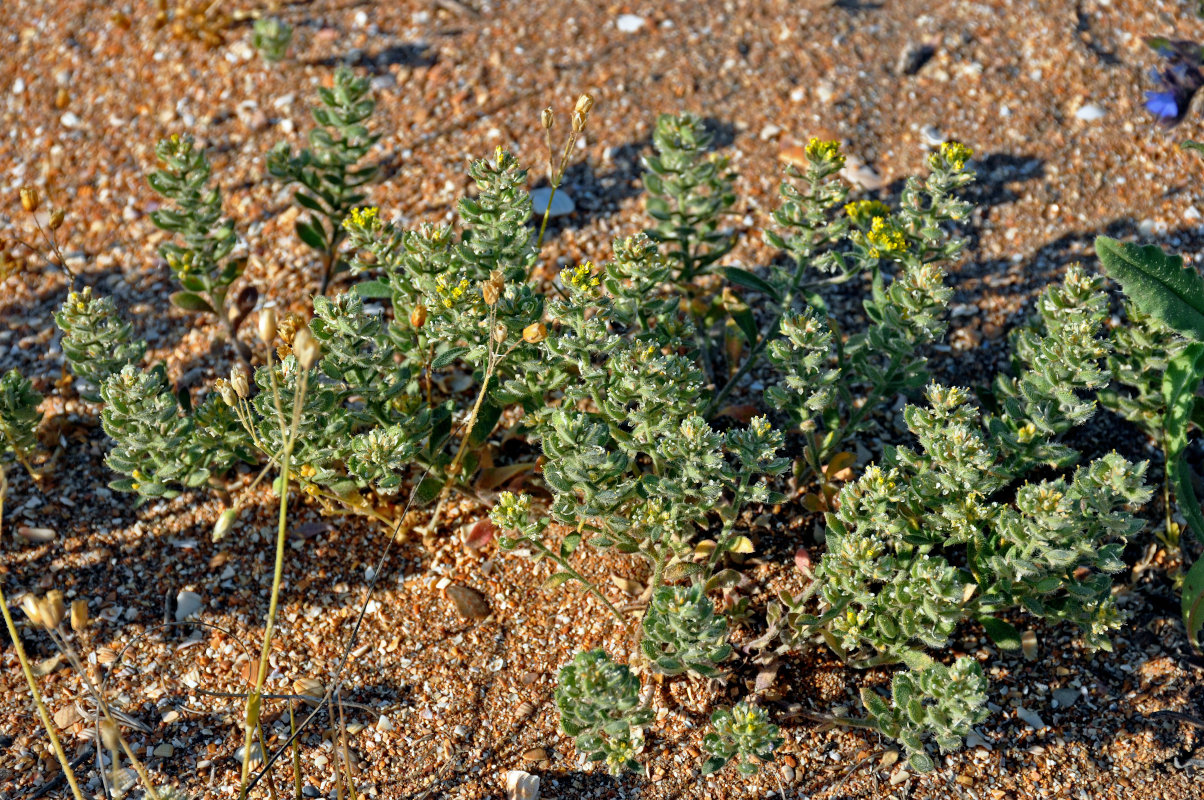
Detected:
left=1075, top=103, right=1106, bottom=122
left=529, top=188, right=574, bottom=218
left=616, top=14, right=645, bottom=33
left=174, top=590, right=203, bottom=621
left=1052, top=688, right=1080, bottom=709
left=1016, top=706, right=1047, bottom=731
left=506, top=770, right=540, bottom=800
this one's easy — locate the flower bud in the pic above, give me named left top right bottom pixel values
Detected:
left=40, top=590, right=66, bottom=629
left=70, top=599, right=89, bottom=632
left=293, top=327, right=320, bottom=369
left=410, top=303, right=427, bottom=328
left=19, top=186, right=40, bottom=213
left=258, top=308, right=277, bottom=345
left=230, top=364, right=250, bottom=399
left=522, top=322, right=547, bottom=344
left=574, top=93, right=595, bottom=116
left=541, top=107, right=554, bottom=129
left=48, top=207, right=65, bottom=231
left=213, top=507, right=238, bottom=541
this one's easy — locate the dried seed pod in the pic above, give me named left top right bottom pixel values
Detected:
left=574, top=93, right=595, bottom=116
left=70, top=599, right=89, bottom=632
left=258, top=307, right=277, bottom=345
left=293, top=328, right=320, bottom=369
left=541, top=107, right=554, bottom=129
left=21, top=595, right=44, bottom=628
left=48, top=207, right=66, bottom=231
left=19, top=186, right=40, bottom=213
left=522, top=322, right=547, bottom=344
left=96, top=646, right=119, bottom=665
left=482, top=282, right=500, bottom=306
left=410, top=303, right=427, bottom=328
left=230, top=364, right=249, bottom=398
left=214, top=379, right=237, bottom=408
left=571, top=110, right=587, bottom=132
left=493, top=323, right=508, bottom=343
left=40, top=591, right=66, bottom=629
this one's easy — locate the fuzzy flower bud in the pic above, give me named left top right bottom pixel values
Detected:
left=258, top=307, right=278, bottom=345
left=293, top=327, right=320, bottom=369
left=522, top=322, right=547, bottom=344
left=19, top=186, right=40, bottom=213
left=410, top=303, right=427, bottom=328
left=213, top=507, right=238, bottom=541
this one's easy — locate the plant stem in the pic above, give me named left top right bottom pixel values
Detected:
left=289, top=704, right=303, bottom=800
left=535, top=188, right=556, bottom=252
left=240, top=358, right=308, bottom=799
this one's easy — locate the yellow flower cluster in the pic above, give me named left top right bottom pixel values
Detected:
left=865, top=216, right=907, bottom=258
left=804, top=136, right=845, bottom=168
left=345, top=206, right=380, bottom=231
left=561, top=260, right=600, bottom=292
left=843, top=199, right=891, bottom=228
left=936, top=141, right=973, bottom=171
left=435, top=274, right=471, bottom=308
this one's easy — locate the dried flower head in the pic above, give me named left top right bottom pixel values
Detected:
left=230, top=364, right=250, bottom=399
left=48, top=207, right=66, bottom=231
left=410, top=303, right=428, bottom=328
left=19, top=186, right=40, bottom=213
left=523, top=322, right=547, bottom=344
left=541, top=107, right=555, bottom=129
left=70, top=599, right=89, bottom=632
left=293, top=327, right=320, bottom=369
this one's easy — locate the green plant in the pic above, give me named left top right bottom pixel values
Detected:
left=269, top=67, right=379, bottom=294
left=0, top=369, right=43, bottom=480
left=702, top=701, right=783, bottom=776
left=714, top=139, right=973, bottom=440
left=251, top=16, right=292, bottom=62
left=534, top=94, right=594, bottom=251
left=55, top=286, right=146, bottom=401
left=643, top=112, right=736, bottom=287
left=554, top=649, right=653, bottom=775
left=768, top=376, right=1148, bottom=768
left=860, top=654, right=988, bottom=772
left=641, top=581, right=732, bottom=678
left=1096, top=234, right=1204, bottom=650
left=148, top=134, right=254, bottom=361
left=100, top=364, right=243, bottom=500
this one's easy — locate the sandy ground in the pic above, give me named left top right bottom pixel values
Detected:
left=1, top=1, right=1204, bottom=798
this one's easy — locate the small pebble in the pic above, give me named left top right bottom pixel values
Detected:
left=1075, top=103, right=1105, bottom=121
left=174, top=590, right=203, bottom=621
left=1017, top=706, right=1047, bottom=731
left=616, top=14, right=645, bottom=33
left=529, top=188, right=574, bottom=218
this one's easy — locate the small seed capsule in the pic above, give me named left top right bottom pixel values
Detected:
left=410, top=304, right=427, bottom=328
left=19, top=186, right=40, bottom=213
left=522, top=322, right=547, bottom=344
left=48, top=207, right=65, bottom=231
left=541, top=107, right=554, bottom=129
left=293, top=328, right=320, bottom=369
left=258, top=308, right=277, bottom=345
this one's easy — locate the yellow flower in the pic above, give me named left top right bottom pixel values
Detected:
left=345, top=206, right=380, bottom=231
left=865, top=216, right=907, bottom=258
left=804, top=137, right=845, bottom=169
left=560, top=261, right=600, bottom=292
left=935, top=141, right=973, bottom=171
left=844, top=199, right=891, bottom=228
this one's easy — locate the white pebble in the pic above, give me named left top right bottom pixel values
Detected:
left=1075, top=103, right=1105, bottom=122
left=616, top=14, right=645, bottom=32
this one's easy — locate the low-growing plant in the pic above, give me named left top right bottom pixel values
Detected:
left=251, top=16, right=292, bottom=63
left=555, top=649, right=654, bottom=775
left=55, top=286, right=147, bottom=401
left=148, top=133, right=255, bottom=361
left=269, top=66, right=379, bottom=294
left=0, top=369, right=43, bottom=480
left=702, top=701, right=783, bottom=776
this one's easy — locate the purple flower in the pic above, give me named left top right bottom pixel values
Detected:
left=1144, top=37, right=1204, bottom=126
